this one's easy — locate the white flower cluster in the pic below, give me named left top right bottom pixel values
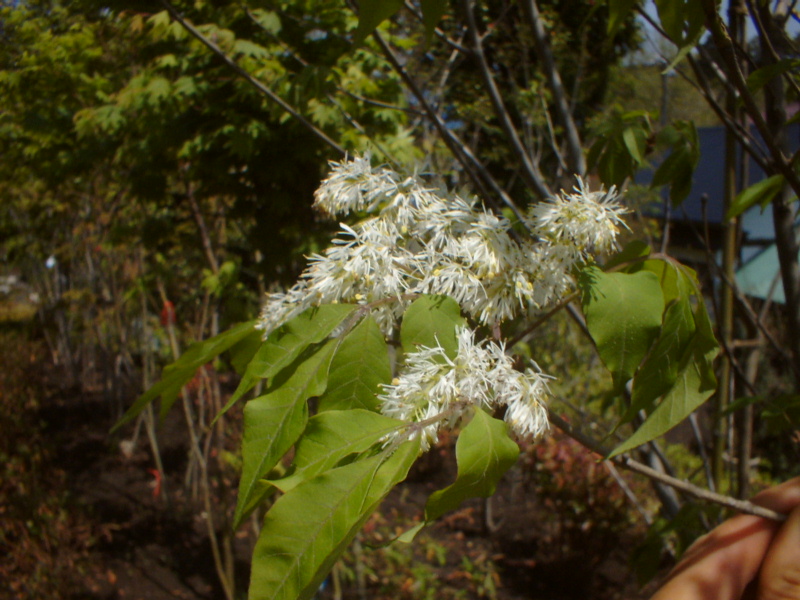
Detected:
left=380, top=328, right=551, bottom=450
left=256, top=156, right=627, bottom=336
left=255, top=156, right=628, bottom=446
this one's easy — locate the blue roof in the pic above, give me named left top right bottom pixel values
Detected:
left=636, top=122, right=799, bottom=302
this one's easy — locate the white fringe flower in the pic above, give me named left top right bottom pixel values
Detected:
left=253, top=156, right=631, bottom=452
left=257, top=157, right=628, bottom=338
left=379, top=328, right=552, bottom=450
left=528, top=177, right=628, bottom=254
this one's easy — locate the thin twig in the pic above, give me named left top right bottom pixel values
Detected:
left=522, top=0, right=586, bottom=176
left=547, top=409, right=787, bottom=522
left=371, top=30, right=529, bottom=226
left=159, top=0, right=345, bottom=156
left=463, top=0, right=552, bottom=198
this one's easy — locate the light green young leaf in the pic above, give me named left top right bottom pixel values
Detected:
left=215, top=304, right=357, bottom=422
left=610, top=302, right=717, bottom=457
left=271, top=410, right=404, bottom=493
left=249, top=9, right=282, bottom=35
left=639, top=258, right=695, bottom=305
left=234, top=339, right=339, bottom=529
left=727, top=175, right=785, bottom=219
left=580, top=267, right=664, bottom=390
left=425, top=409, right=519, bottom=522
left=401, top=295, right=465, bottom=359
left=112, top=320, right=256, bottom=432
left=249, top=440, right=419, bottom=600
left=317, top=315, right=391, bottom=412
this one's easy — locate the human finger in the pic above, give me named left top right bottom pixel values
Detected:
left=757, top=503, right=800, bottom=600
left=650, top=477, right=800, bottom=600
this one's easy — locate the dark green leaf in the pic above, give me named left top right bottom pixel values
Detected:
left=112, top=320, right=256, bottom=432
left=625, top=296, right=696, bottom=423
left=604, top=240, right=651, bottom=271
left=610, top=302, right=717, bottom=457
left=353, top=0, right=404, bottom=46
left=607, top=0, right=637, bottom=37
left=745, top=60, right=800, bottom=96
left=651, top=121, right=699, bottom=206
left=421, top=0, right=448, bottom=45
left=425, top=409, right=519, bottom=521
left=229, top=328, right=264, bottom=375
left=762, top=394, right=800, bottom=435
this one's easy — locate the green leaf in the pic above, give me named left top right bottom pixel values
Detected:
left=639, top=258, right=693, bottom=305
left=762, top=395, right=800, bottom=435
left=112, top=321, right=256, bottom=432
left=624, top=296, right=696, bottom=423
left=610, top=302, right=717, bottom=457
left=228, top=328, right=263, bottom=375
left=607, top=0, right=637, bottom=37
left=401, top=295, right=465, bottom=359
left=425, top=409, right=519, bottom=521
left=421, top=0, right=448, bottom=45
left=580, top=267, right=664, bottom=389
left=745, top=59, right=800, bottom=96
left=605, top=240, right=651, bottom=271
left=622, top=126, right=645, bottom=165
left=353, top=0, right=404, bottom=46
left=727, top=175, right=785, bottom=219
left=249, top=440, right=419, bottom=600
left=652, top=150, right=693, bottom=206
left=215, top=304, right=357, bottom=422
left=651, top=121, right=699, bottom=206
left=317, top=315, right=391, bottom=412
left=655, top=0, right=705, bottom=47
left=250, top=9, right=282, bottom=35
left=234, top=339, right=339, bottom=529
left=234, top=39, right=269, bottom=60
left=271, top=410, right=404, bottom=492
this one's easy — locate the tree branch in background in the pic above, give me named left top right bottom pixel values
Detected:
left=370, top=30, right=529, bottom=224
left=523, top=0, right=586, bottom=177
left=463, top=0, right=552, bottom=199
left=546, top=409, right=787, bottom=522
left=159, top=0, right=346, bottom=156
left=700, top=0, right=800, bottom=195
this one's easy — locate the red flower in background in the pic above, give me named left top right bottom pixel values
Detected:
left=160, top=300, right=176, bottom=326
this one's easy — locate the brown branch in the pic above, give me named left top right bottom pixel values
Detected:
left=159, top=0, right=346, bottom=156
left=462, top=0, right=552, bottom=199
left=522, top=0, right=586, bottom=177
left=700, top=0, right=800, bottom=196
left=546, top=409, right=787, bottom=522
left=370, top=30, right=529, bottom=225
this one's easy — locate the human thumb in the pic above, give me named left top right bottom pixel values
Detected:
left=758, top=503, right=800, bottom=600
